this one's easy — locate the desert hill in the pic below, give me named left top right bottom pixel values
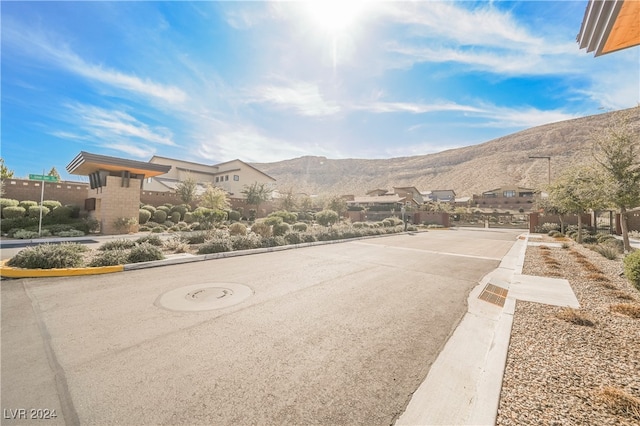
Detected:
left=252, top=107, right=639, bottom=197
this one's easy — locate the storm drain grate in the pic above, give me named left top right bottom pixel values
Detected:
left=478, top=283, right=508, bottom=307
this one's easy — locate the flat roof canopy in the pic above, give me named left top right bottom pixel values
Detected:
left=67, top=151, right=171, bottom=177
left=577, top=0, right=640, bottom=56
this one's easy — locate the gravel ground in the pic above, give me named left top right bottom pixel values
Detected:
left=497, top=237, right=640, bottom=426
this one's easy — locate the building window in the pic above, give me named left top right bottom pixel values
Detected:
left=215, top=177, right=219, bottom=182
left=503, top=190, right=516, bottom=197
left=225, top=175, right=229, bottom=181
left=234, top=175, right=239, bottom=181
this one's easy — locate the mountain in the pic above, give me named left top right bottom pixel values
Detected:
left=252, top=108, right=639, bottom=197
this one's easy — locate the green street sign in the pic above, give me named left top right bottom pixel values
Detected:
left=29, top=174, right=58, bottom=182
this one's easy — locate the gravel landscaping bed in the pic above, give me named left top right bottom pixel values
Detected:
left=497, top=236, right=640, bottom=425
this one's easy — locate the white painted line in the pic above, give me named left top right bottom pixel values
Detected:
left=349, top=241, right=503, bottom=261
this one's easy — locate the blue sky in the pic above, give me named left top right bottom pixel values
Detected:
left=2, top=1, right=639, bottom=181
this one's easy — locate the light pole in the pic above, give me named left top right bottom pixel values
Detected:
left=529, top=156, right=551, bottom=185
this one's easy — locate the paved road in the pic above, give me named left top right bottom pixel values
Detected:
left=1, top=229, right=521, bottom=425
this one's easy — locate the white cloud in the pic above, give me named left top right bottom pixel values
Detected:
left=2, top=19, right=187, bottom=104
left=104, top=143, right=156, bottom=159
left=357, top=100, right=484, bottom=114
left=247, top=81, right=341, bottom=116
left=469, top=104, right=579, bottom=129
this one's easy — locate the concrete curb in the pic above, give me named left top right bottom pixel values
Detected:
left=2, top=231, right=427, bottom=277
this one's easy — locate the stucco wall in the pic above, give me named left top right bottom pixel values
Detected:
left=2, top=178, right=89, bottom=207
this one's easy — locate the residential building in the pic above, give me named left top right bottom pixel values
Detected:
left=472, top=186, right=536, bottom=211
left=423, top=190, right=456, bottom=203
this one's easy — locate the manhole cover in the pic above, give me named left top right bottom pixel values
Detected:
left=156, top=283, right=253, bottom=312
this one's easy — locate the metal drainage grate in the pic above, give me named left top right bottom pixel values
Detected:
left=478, top=283, right=508, bottom=307
left=156, top=283, right=253, bottom=312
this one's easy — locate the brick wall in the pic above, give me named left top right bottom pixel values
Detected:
left=89, top=176, right=142, bottom=235
left=2, top=178, right=89, bottom=206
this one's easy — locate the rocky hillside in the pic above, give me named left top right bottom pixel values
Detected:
left=253, top=107, right=639, bottom=197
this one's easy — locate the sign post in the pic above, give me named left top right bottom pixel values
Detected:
left=28, top=172, right=58, bottom=237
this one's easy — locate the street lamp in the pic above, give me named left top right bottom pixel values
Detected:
left=529, top=156, right=551, bottom=185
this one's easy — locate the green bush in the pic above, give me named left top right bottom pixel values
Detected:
left=28, top=205, right=50, bottom=218
left=582, top=235, right=598, bottom=245
left=157, top=205, right=171, bottom=214
left=141, top=205, right=156, bottom=214
left=592, top=245, right=619, bottom=260
left=623, top=250, right=640, bottom=290
left=99, top=239, right=136, bottom=251
left=272, top=222, right=290, bottom=237
left=13, top=230, right=42, bottom=239
left=284, top=232, right=302, bottom=245
left=7, top=243, right=88, bottom=269
left=152, top=209, right=167, bottom=223
left=226, top=210, right=240, bottom=222
left=540, top=222, right=560, bottom=233
left=66, top=204, right=81, bottom=219
left=251, top=222, right=272, bottom=238
left=139, top=209, right=152, bottom=224
left=170, top=211, right=181, bottom=223
left=183, top=212, right=194, bottom=224
left=171, top=204, right=189, bottom=218
left=127, top=243, right=164, bottom=263
left=229, top=222, right=247, bottom=236
left=301, top=233, right=317, bottom=243
left=151, top=226, right=165, bottom=233
left=42, top=200, right=62, bottom=211
left=548, top=230, right=562, bottom=237
left=197, top=237, right=233, bottom=254
left=316, top=210, right=339, bottom=227
left=136, top=235, right=163, bottom=246
left=231, top=234, right=262, bottom=250
left=0, top=198, right=19, bottom=212
left=89, top=249, right=128, bottom=267
left=352, top=222, right=367, bottom=228
left=261, top=236, right=286, bottom=248
left=164, top=236, right=190, bottom=253
left=292, top=222, right=308, bottom=232
left=1, top=217, right=38, bottom=234
left=264, top=215, right=283, bottom=226
left=51, top=206, right=72, bottom=220
left=269, top=210, right=298, bottom=224
left=19, top=200, right=38, bottom=210
left=56, top=230, right=85, bottom=237
left=180, top=231, right=209, bottom=244
left=3, top=206, right=26, bottom=219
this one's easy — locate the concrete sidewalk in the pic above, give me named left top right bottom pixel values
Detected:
left=396, top=233, right=580, bottom=425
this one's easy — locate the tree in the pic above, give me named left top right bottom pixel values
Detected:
left=316, top=209, right=339, bottom=226
left=535, top=194, right=569, bottom=234
left=1, top=158, right=14, bottom=179
left=48, top=167, right=61, bottom=181
left=546, top=164, right=609, bottom=243
left=591, top=108, right=640, bottom=252
left=278, top=188, right=298, bottom=212
left=241, top=182, right=271, bottom=216
left=325, top=195, right=347, bottom=216
left=175, top=176, right=198, bottom=204
left=199, top=183, right=230, bottom=211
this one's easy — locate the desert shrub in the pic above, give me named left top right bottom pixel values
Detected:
left=164, top=236, right=190, bottom=253
left=228, top=210, right=241, bottom=222
left=231, top=233, right=262, bottom=250
left=56, top=230, right=85, bottom=237
left=624, top=250, right=640, bottom=290
left=28, top=205, right=50, bottom=218
left=407, top=225, right=418, bottom=231
left=19, top=200, right=38, bottom=210
left=555, top=307, right=595, bottom=326
left=139, top=209, right=152, bottom=224
left=272, top=222, right=290, bottom=237
left=89, top=249, right=128, bottom=267
left=151, top=226, right=165, bottom=233
left=603, top=238, right=624, bottom=252
left=610, top=303, right=640, bottom=319
left=301, top=233, right=317, bottom=243
left=269, top=210, right=298, bottom=224
left=179, top=231, right=210, bottom=244
left=113, top=217, right=137, bottom=233
left=284, top=232, right=302, bottom=245
left=42, top=200, right=62, bottom=211
left=596, top=386, right=640, bottom=421
left=229, top=222, right=247, bottom=236
left=170, top=212, right=181, bottom=223
left=7, top=243, right=88, bottom=269
left=261, top=236, right=286, bottom=248
left=139, top=226, right=150, bottom=232
left=562, top=242, right=571, bottom=249
left=548, top=230, right=562, bottom=237
left=152, top=209, right=167, bottom=223
left=352, top=222, right=367, bottom=228
left=51, top=206, right=72, bottom=220
left=99, top=239, right=136, bottom=251
left=592, top=245, right=619, bottom=260
left=264, top=215, right=283, bottom=226
left=540, top=222, right=560, bottom=233
left=13, top=229, right=42, bottom=239
left=0, top=198, right=19, bottom=212
left=629, top=230, right=640, bottom=239
left=141, top=205, right=156, bottom=214
left=136, top=235, right=163, bottom=246
left=292, top=222, right=308, bottom=232
left=251, top=222, right=272, bottom=238
left=197, top=237, right=233, bottom=254
left=316, top=209, right=339, bottom=226
left=3, top=206, right=26, bottom=219
left=127, top=242, right=164, bottom=263
left=582, top=235, right=599, bottom=244
left=183, top=212, right=194, bottom=224
left=156, top=205, right=171, bottom=214
left=171, top=204, right=189, bottom=218
left=597, top=234, right=616, bottom=243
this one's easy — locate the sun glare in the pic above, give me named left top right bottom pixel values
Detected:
left=306, top=0, right=365, bottom=34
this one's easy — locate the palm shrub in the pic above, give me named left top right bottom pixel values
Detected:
left=127, top=242, right=164, bottom=263
left=3, top=206, right=26, bottom=219
left=89, top=249, right=128, bottom=267
left=8, top=243, right=88, bottom=269
left=623, top=250, right=640, bottom=290
left=152, top=209, right=167, bottom=223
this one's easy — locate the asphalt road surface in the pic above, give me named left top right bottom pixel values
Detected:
left=1, top=228, right=521, bottom=425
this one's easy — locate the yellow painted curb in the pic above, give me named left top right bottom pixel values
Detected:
left=0, top=260, right=123, bottom=278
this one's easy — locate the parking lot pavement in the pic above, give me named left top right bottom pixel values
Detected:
left=1, top=229, right=521, bottom=425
